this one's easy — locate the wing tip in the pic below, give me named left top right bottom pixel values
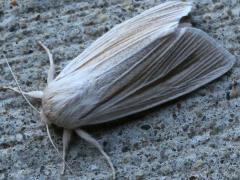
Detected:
left=180, top=27, right=236, bottom=69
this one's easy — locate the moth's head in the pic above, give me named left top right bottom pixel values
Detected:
left=38, top=85, right=52, bottom=126
left=40, top=83, right=59, bottom=126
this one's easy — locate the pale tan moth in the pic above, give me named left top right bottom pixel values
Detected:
left=1, top=1, right=235, bottom=178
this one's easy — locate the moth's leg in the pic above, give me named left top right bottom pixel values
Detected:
left=0, top=86, right=43, bottom=100
left=38, top=41, right=55, bottom=84
left=61, top=129, right=72, bottom=175
left=75, top=129, right=116, bottom=179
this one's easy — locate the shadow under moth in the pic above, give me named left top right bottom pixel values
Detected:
left=1, top=1, right=235, bottom=179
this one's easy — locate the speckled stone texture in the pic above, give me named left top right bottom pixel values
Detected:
left=0, top=0, right=240, bottom=179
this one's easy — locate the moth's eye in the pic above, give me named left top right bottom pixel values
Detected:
left=40, top=109, right=52, bottom=125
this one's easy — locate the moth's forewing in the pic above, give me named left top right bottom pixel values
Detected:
left=56, top=1, right=192, bottom=80
left=78, top=27, right=235, bottom=126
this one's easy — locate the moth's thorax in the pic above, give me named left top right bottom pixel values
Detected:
left=41, top=78, right=100, bottom=129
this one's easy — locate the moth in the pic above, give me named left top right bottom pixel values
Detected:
left=1, top=1, right=235, bottom=178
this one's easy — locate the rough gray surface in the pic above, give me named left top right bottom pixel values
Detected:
left=0, top=0, right=240, bottom=179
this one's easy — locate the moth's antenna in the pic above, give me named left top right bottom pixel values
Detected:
left=46, top=124, right=74, bottom=174
left=3, top=54, right=40, bottom=113
left=37, top=41, right=55, bottom=84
